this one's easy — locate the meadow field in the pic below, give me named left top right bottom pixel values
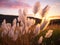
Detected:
left=0, top=1, right=60, bottom=45
left=0, top=24, right=60, bottom=45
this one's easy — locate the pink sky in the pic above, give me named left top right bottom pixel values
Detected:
left=0, top=0, right=60, bottom=16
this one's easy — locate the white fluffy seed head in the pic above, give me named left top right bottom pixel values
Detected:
left=12, top=30, right=19, bottom=41
left=34, top=24, right=40, bottom=36
left=17, top=17, right=21, bottom=22
left=17, top=23, right=19, bottom=27
left=8, top=29, right=14, bottom=38
left=13, top=18, right=17, bottom=25
left=2, top=19, right=6, bottom=24
left=6, top=23, right=11, bottom=30
left=45, top=30, right=53, bottom=38
left=38, top=36, right=43, bottom=44
left=33, top=1, right=40, bottom=14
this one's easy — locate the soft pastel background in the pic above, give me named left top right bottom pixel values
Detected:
left=0, top=0, right=60, bottom=16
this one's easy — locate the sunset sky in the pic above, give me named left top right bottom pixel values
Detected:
left=0, top=0, right=60, bottom=16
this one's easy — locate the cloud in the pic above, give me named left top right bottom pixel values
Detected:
left=55, top=3, right=60, bottom=6
left=50, top=2, right=60, bottom=9
left=0, top=0, right=30, bottom=8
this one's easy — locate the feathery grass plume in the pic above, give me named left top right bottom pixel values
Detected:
left=42, top=5, right=50, bottom=17
left=12, top=18, right=17, bottom=30
left=6, top=23, right=11, bottom=30
left=23, top=8, right=28, bottom=16
left=27, top=18, right=35, bottom=28
left=8, top=25, right=18, bottom=41
left=20, top=9, right=29, bottom=33
left=26, top=18, right=35, bottom=32
left=1, top=19, right=6, bottom=25
left=33, top=1, right=40, bottom=14
left=45, top=30, right=53, bottom=38
left=12, top=29, right=19, bottom=41
left=28, top=18, right=34, bottom=27
left=8, top=19, right=18, bottom=41
left=12, top=18, right=17, bottom=25
left=19, top=10, right=26, bottom=24
left=17, top=9, right=27, bottom=33
left=19, top=21, right=24, bottom=35
left=17, top=17, right=21, bottom=22
left=1, top=19, right=6, bottom=29
left=8, top=19, right=17, bottom=39
left=26, top=18, right=35, bottom=34
left=20, top=20, right=25, bottom=27
left=39, top=17, right=50, bottom=31
left=1, top=19, right=6, bottom=28
left=38, top=36, right=43, bottom=44
left=18, top=9, right=27, bottom=34
left=16, top=23, right=20, bottom=27
left=1, top=19, right=9, bottom=37
left=18, top=10, right=26, bottom=35
left=19, top=9, right=23, bottom=15
left=18, top=9, right=23, bottom=22
left=16, top=23, right=21, bottom=33
left=22, top=9, right=27, bottom=25
left=34, top=24, right=40, bottom=36
left=8, top=29, right=15, bottom=39
left=27, top=18, right=31, bottom=28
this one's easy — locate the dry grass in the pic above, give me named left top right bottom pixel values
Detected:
left=0, top=24, right=60, bottom=45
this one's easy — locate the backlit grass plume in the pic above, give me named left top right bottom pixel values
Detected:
left=33, top=1, right=40, bottom=14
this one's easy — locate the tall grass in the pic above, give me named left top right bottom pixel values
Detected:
left=0, top=1, right=60, bottom=45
